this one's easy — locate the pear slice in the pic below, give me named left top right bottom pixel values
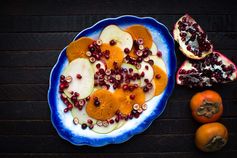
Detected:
left=139, top=61, right=154, bottom=87
left=63, top=58, right=94, bottom=99
left=71, top=105, right=96, bottom=125
left=99, top=25, right=133, bottom=54
left=150, top=42, right=158, bottom=55
left=149, top=55, right=167, bottom=73
left=92, top=116, right=118, bottom=134
left=145, top=80, right=156, bottom=101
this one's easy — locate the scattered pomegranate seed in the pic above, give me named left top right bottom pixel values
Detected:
left=147, top=82, right=153, bottom=89
left=122, top=84, right=128, bottom=90
left=137, top=108, right=143, bottom=113
left=129, top=68, right=133, bottom=73
left=78, top=106, right=83, bottom=110
left=89, top=124, right=94, bottom=129
left=110, top=40, right=116, bottom=46
left=130, top=94, right=135, bottom=100
left=148, top=60, right=154, bottom=65
left=144, top=79, right=149, bottom=83
left=145, top=65, right=149, bottom=70
left=124, top=48, right=130, bottom=54
left=67, top=103, right=73, bottom=110
left=96, top=63, right=101, bottom=69
left=86, top=96, right=90, bottom=101
left=79, top=99, right=85, bottom=106
left=81, top=123, right=87, bottom=129
left=137, top=38, right=144, bottom=45
left=76, top=74, right=82, bottom=79
left=73, top=117, right=79, bottom=125
left=87, top=119, right=93, bottom=124
left=155, top=74, right=161, bottom=79
left=128, top=85, right=134, bottom=91
left=140, top=71, right=145, bottom=77
left=115, top=117, right=120, bottom=123
left=64, top=108, right=68, bottom=113
left=60, top=75, right=65, bottom=80
left=59, top=84, right=65, bottom=89
left=157, top=51, right=162, bottom=57
left=74, top=92, right=79, bottom=97
left=74, top=101, right=79, bottom=107
left=143, top=86, right=149, bottom=92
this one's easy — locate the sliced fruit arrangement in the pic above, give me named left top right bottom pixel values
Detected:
left=174, top=14, right=237, bottom=87
left=58, top=24, right=168, bottom=133
left=173, top=14, right=213, bottom=60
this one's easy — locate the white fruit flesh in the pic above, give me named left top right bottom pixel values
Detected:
left=116, top=120, right=126, bottom=129
left=150, top=42, right=158, bottom=56
left=92, top=116, right=118, bottom=134
left=63, top=58, right=94, bottom=99
left=99, top=25, right=133, bottom=54
left=173, top=14, right=213, bottom=60
left=121, top=63, right=141, bottom=85
left=139, top=61, right=154, bottom=87
left=149, top=55, right=166, bottom=73
left=145, top=80, right=155, bottom=101
left=71, top=105, right=96, bottom=125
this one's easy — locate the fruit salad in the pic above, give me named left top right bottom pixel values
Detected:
left=58, top=24, right=168, bottom=134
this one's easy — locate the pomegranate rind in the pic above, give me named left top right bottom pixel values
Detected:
left=173, top=14, right=213, bottom=60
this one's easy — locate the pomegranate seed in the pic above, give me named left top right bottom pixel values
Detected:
left=130, top=94, right=135, bottom=100
left=86, top=96, right=90, bottom=101
left=134, top=84, right=139, bottom=88
left=64, top=108, right=68, bottom=113
left=110, top=40, right=116, bottom=46
left=81, top=123, right=87, bottom=129
left=115, top=117, right=120, bottom=123
left=59, top=84, right=65, bottom=89
left=124, top=48, right=130, bottom=54
left=137, top=108, right=143, bottom=113
left=60, top=75, right=65, bottom=80
left=87, top=119, right=93, bottom=124
left=144, top=78, right=149, bottom=83
left=139, top=45, right=144, bottom=50
left=67, top=104, right=73, bottom=110
left=96, top=121, right=103, bottom=127
left=60, top=93, right=67, bottom=100
left=140, top=72, right=145, bottom=77
left=96, top=39, right=102, bottom=45
left=89, top=46, right=95, bottom=52
left=187, top=45, right=191, bottom=51
left=136, top=50, right=143, bottom=57
left=73, top=117, right=79, bottom=125
left=94, top=99, right=100, bottom=107
left=89, top=57, right=96, bottom=63
left=145, top=65, right=149, bottom=70
left=129, top=68, right=133, bottom=73
left=89, top=124, right=94, bottom=129
left=147, top=82, right=153, bottom=89
left=144, top=57, right=150, bottom=62
left=96, top=63, right=101, bottom=69
left=86, top=51, right=92, bottom=57
left=143, top=86, right=149, bottom=92
left=63, top=99, right=69, bottom=105
left=148, top=60, right=154, bottom=65
left=105, top=69, right=111, bottom=75
left=137, top=38, right=144, bottom=45
left=109, top=119, right=114, bottom=124
left=74, top=101, right=79, bottom=107
left=133, top=104, right=140, bottom=110
left=74, top=92, right=79, bottom=97
left=122, top=84, right=128, bottom=90
left=155, top=74, right=161, bottom=79
left=156, top=51, right=162, bottom=57
left=129, top=114, right=133, bottom=119
left=129, top=85, right=134, bottom=91
left=78, top=105, right=83, bottom=110
left=79, top=99, right=85, bottom=106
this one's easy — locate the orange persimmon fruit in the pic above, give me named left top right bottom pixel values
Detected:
left=153, top=65, right=168, bottom=96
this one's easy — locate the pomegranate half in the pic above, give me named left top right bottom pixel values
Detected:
left=176, top=51, right=237, bottom=88
left=173, top=14, right=213, bottom=60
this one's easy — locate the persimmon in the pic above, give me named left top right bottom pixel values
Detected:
left=190, top=90, right=223, bottom=123
left=114, top=87, right=145, bottom=115
left=86, top=89, right=119, bottom=121
left=153, top=65, right=168, bottom=96
left=195, top=122, right=228, bottom=152
left=100, top=43, right=124, bottom=69
left=126, top=25, right=153, bottom=49
left=66, top=37, right=94, bottom=62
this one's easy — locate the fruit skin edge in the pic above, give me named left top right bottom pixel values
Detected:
left=48, top=15, right=177, bottom=147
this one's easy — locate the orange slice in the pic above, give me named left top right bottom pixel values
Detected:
left=66, top=37, right=94, bottom=62
left=114, top=87, right=145, bottom=115
left=86, top=89, right=119, bottom=121
left=101, top=43, right=124, bottom=69
left=153, top=65, right=168, bottom=96
left=126, top=25, right=153, bottom=48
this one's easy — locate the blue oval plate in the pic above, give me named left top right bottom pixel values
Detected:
left=48, top=15, right=176, bottom=147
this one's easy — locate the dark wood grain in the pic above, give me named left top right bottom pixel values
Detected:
left=0, top=32, right=237, bottom=51
left=0, top=0, right=237, bottom=157
left=1, top=0, right=236, bottom=15
left=1, top=15, right=236, bottom=33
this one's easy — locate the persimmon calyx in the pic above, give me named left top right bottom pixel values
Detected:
left=196, top=100, right=220, bottom=118
left=204, top=136, right=227, bottom=152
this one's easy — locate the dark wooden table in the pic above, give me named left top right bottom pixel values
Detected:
left=0, top=0, right=236, bottom=157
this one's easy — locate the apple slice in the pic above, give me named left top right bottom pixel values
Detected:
left=63, top=58, right=94, bottom=99
left=92, top=116, right=118, bottom=134
left=99, top=25, right=133, bottom=55
left=121, top=63, right=141, bottom=85
left=139, top=61, right=154, bottom=87
left=149, top=55, right=167, bottom=73
left=92, top=60, right=106, bottom=72
left=71, top=105, right=96, bottom=125
left=150, top=42, right=158, bottom=55
left=116, top=120, right=127, bottom=129
left=145, top=80, right=155, bottom=101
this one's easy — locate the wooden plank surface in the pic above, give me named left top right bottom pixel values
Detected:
left=0, top=0, right=237, bottom=157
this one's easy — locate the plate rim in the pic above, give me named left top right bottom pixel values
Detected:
left=48, top=15, right=177, bottom=147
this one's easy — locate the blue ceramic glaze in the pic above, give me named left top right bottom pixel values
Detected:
left=48, top=15, right=176, bottom=147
